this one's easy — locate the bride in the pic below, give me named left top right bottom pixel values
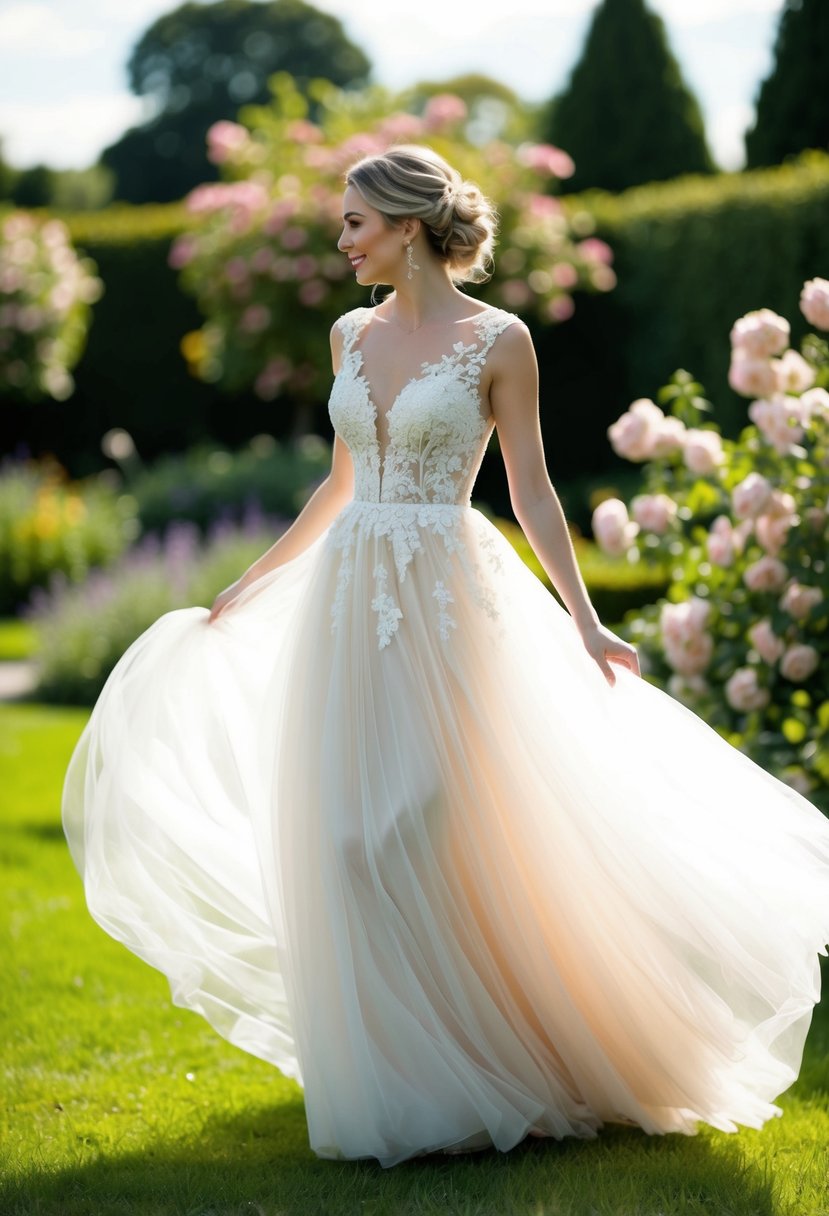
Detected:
left=63, top=144, right=829, bottom=1168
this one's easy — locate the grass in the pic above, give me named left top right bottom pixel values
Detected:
left=1, top=702, right=828, bottom=1216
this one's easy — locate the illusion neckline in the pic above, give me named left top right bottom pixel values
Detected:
left=344, top=305, right=505, bottom=420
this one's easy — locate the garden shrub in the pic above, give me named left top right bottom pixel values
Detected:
left=592, top=278, right=829, bottom=809
left=126, top=432, right=330, bottom=535
left=28, top=510, right=289, bottom=705
left=0, top=458, right=139, bottom=615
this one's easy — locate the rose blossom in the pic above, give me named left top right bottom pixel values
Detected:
left=748, top=619, right=785, bottom=665
left=731, top=471, right=772, bottom=519
left=748, top=395, right=805, bottom=454
left=683, top=428, right=723, bottom=475
left=651, top=415, right=686, bottom=457
left=800, top=386, right=829, bottom=421
left=667, top=674, right=709, bottom=702
left=518, top=142, right=575, bottom=179
left=206, top=120, right=249, bottom=164
left=729, top=308, right=790, bottom=358
left=607, top=398, right=664, bottom=461
left=423, top=93, right=467, bottom=131
left=780, top=644, right=820, bottom=683
left=725, top=667, right=770, bottom=712
left=754, top=511, right=792, bottom=556
left=800, top=277, right=829, bottom=330
left=591, top=498, right=638, bottom=556
left=728, top=354, right=778, bottom=399
left=660, top=597, right=711, bottom=641
left=631, top=492, right=677, bottom=534
left=743, top=555, right=788, bottom=592
left=780, top=582, right=823, bottom=620
left=772, top=349, right=816, bottom=394
left=663, top=631, right=714, bottom=676
left=707, top=516, right=736, bottom=567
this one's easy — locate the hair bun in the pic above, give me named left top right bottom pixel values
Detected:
left=345, top=145, right=498, bottom=285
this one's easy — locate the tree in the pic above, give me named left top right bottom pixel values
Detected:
left=745, top=0, right=829, bottom=169
left=545, top=0, right=714, bottom=194
left=10, top=164, right=56, bottom=208
left=101, top=0, right=371, bottom=204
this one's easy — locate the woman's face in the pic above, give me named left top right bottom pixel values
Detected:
left=337, top=184, right=406, bottom=286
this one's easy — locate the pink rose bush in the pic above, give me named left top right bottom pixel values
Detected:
left=0, top=212, right=102, bottom=401
left=172, top=73, right=614, bottom=406
left=593, top=284, right=829, bottom=808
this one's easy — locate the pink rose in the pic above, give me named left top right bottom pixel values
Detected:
left=577, top=237, right=613, bottom=265
left=683, top=428, right=723, bottom=475
left=731, top=471, right=772, bottom=519
left=748, top=395, right=805, bottom=454
left=743, top=555, right=787, bottom=592
left=377, top=113, right=425, bottom=140
left=780, top=582, right=823, bottom=620
left=707, top=515, right=736, bottom=567
left=206, top=120, right=249, bottom=164
left=800, top=277, right=829, bottom=330
left=285, top=119, right=324, bottom=144
left=591, top=498, right=638, bottom=556
left=518, top=142, right=575, bottom=179
left=661, top=597, right=711, bottom=639
left=651, top=415, right=686, bottom=457
left=423, top=93, right=468, bottom=131
left=631, top=492, right=677, bottom=534
left=800, top=386, right=829, bottom=421
left=238, top=304, right=271, bottom=334
left=780, top=644, right=820, bottom=683
left=754, top=511, right=792, bottom=556
left=725, top=667, right=770, bottom=712
left=552, top=262, right=579, bottom=289
left=607, top=398, right=665, bottom=461
left=748, top=619, right=784, bottom=665
left=729, top=308, right=790, bottom=358
left=728, top=354, right=778, bottom=399
left=298, top=279, right=329, bottom=307
left=547, top=295, right=575, bottom=321
left=767, top=489, right=797, bottom=519
left=772, top=349, right=816, bottom=394
left=500, top=279, right=533, bottom=309
left=663, top=631, right=714, bottom=676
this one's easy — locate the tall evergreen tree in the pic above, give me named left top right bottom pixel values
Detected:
left=745, top=0, right=829, bottom=168
left=102, top=0, right=371, bottom=204
left=545, top=0, right=714, bottom=194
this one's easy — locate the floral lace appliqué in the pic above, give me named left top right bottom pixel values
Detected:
left=326, top=306, right=519, bottom=648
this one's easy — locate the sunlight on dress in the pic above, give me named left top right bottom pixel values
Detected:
left=63, top=306, right=829, bottom=1167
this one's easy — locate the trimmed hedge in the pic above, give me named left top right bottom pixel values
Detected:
left=5, top=153, right=829, bottom=519
left=533, top=151, right=829, bottom=493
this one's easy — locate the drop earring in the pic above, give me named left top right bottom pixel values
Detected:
left=405, top=242, right=420, bottom=280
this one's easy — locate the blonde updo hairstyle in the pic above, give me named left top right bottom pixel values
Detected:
left=345, top=145, right=497, bottom=284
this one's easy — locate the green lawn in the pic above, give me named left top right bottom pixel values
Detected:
left=2, top=702, right=828, bottom=1216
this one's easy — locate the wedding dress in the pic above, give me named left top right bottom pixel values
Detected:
left=63, top=305, right=829, bottom=1167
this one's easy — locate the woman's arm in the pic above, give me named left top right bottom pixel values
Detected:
left=488, top=322, right=639, bottom=685
left=208, top=322, right=354, bottom=622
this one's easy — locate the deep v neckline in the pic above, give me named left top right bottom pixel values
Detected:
left=345, top=307, right=494, bottom=443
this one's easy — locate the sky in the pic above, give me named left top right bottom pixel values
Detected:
left=0, top=0, right=784, bottom=173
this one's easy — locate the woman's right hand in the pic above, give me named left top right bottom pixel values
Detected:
left=208, top=582, right=243, bottom=624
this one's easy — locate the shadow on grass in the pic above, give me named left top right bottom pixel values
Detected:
left=0, top=1094, right=781, bottom=1216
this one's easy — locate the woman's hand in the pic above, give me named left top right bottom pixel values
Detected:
left=208, top=582, right=243, bottom=624
left=580, top=623, right=640, bottom=686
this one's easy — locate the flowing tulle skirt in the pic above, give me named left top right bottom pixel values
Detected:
left=63, top=501, right=829, bottom=1166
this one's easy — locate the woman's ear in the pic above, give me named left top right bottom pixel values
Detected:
left=400, top=217, right=421, bottom=244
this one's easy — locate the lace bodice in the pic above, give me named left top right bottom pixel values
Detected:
left=328, top=306, right=520, bottom=504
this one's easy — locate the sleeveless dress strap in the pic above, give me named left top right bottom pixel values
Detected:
left=336, top=307, right=372, bottom=358
left=457, top=308, right=521, bottom=391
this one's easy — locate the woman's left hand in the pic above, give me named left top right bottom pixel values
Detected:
left=580, top=623, right=640, bottom=686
